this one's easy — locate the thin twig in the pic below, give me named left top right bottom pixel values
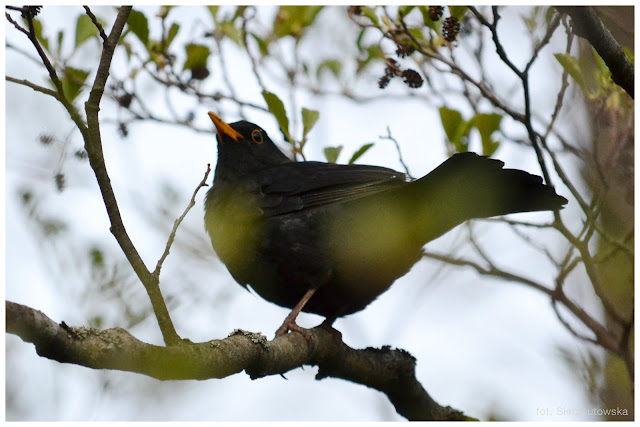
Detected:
left=153, top=164, right=212, bottom=277
left=482, top=217, right=556, bottom=229
left=22, top=10, right=65, bottom=95
left=5, top=12, right=30, bottom=36
left=543, top=16, right=573, bottom=140
left=83, top=5, right=107, bottom=42
left=6, top=75, right=61, bottom=99
left=380, top=126, right=413, bottom=179
left=524, top=12, right=561, bottom=74
left=6, top=41, right=48, bottom=66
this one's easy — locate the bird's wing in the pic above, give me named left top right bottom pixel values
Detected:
left=253, top=161, right=407, bottom=217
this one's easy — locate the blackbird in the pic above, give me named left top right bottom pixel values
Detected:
left=204, top=112, right=567, bottom=337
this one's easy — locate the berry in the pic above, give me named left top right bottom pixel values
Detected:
left=428, top=6, right=444, bottom=22
left=442, top=16, right=460, bottom=42
left=402, top=69, right=423, bottom=88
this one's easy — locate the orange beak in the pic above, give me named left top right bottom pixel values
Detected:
left=208, top=112, right=243, bottom=142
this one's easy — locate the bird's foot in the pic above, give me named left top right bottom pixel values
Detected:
left=274, top=288, right=317, bottom=340
left=274, top=319, right=313, bottom=340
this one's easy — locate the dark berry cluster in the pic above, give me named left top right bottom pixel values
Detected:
left=117, top=93, right=133, bottom=108
left=402, top=69, right=423, bottom=88
left=378, top=61, right=396, bottom=89
left=442, top=16, right=460, bottom=42
left=395, top=43, right=415, bottom=58
left=190, top=66, right=210, bottom=81
left=428, top=6, right=444, bottom=22
left=21, top=6, right=42, bottom=20
left=378, top=58, right=423, bottom=89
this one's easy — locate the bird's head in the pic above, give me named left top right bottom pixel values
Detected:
left=208, top=112, right=291, bottom=169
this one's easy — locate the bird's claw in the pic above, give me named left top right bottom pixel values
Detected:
left=274, top=320, right=313, bottom=341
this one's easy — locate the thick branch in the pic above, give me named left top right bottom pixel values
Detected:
left=6, top=301, right=473, bottom=421
left=555, top=6, right=633, bottom=98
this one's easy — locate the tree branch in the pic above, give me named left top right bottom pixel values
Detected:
left=555, top=6, right=633, bottom=98
left=6, top=301, right=474, bottom=421
left=80, top=6, right=180, bottom=346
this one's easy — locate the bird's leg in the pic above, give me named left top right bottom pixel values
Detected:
left=274, top=287, right=317, bottom=339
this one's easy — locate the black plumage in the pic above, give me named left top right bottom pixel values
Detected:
left=204, top=113, right=567, bottom=336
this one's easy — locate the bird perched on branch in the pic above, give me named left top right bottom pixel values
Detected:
left=204, top=112, right=567, bottom=338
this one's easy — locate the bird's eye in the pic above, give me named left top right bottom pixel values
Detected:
left=251, top=129, right=263, bottom=144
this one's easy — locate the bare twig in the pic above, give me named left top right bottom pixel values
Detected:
left=524, top=12, right=561, bottom=74
left=5, top=12, right=30, bottom=36
left=83, top=5, right=107, bottom=42
left=380, top=126, right=413, bottom=179
left=153, top=164, right=212, bottom=277
left=543, top=16, right=574, bottom=140
left=6, top=75, right=61, bottom=99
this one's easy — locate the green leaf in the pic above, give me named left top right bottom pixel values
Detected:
left=408, top=27, right=425, bottom=42
left=357, top=44, right=384, bottom=73
left=439, top=107, right=473, bottom=152
left=219, top=21, right=241, bottom=44
left=317, top=59, right=342, bottom=80
left=418, top=6, right=441, bottom=33
left=75, top=14, right=98, bottom=48
left=356, top=28, right=367, bottom=51
left=398, top=6, right=415, bottom=19
left=90, top=248, right=104, bottom=267
left=554, top=53, right=585, bottom=92
left=273, top=6, right=323, bottom=39
left=301, top=108, right=319, bottom=139
left=544, top=6, right=556, bottom=27
left=323, top=146, right=343, bottom=163
left=60, top=67, right=90, bottom=102
left=166, top=23, right=179, bottom=47
left=448, top=6, right=468, bottom=20
left=231, top=6, right=249, bottom=21
left=56, top=30, right=64, bottom=57
left=348, top=143, right=374, bottom=164
left=361, top=7, right=379, bottom=25
left=208, top=6, right=219, bottom=22
left=127, top=9, right=149, bottom=46
left=262, top=91, right=291, bottom=142
left=592, top=50, right=611, bottom=79
left=250, top=33, right=270, bottom=56
left=470, top=113, right=502, bottom=156
left=183, top=44, right=210, bottom=70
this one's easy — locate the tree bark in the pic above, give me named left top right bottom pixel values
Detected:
left=6, top=300, right=474, bottom=421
